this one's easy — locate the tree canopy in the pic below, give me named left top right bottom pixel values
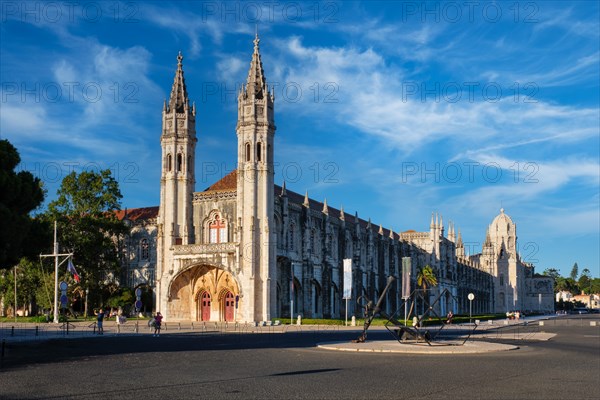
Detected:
left=417, top=264, right=438, bottom=292
left=0, top=139, right=46, bottom=269
left=569, top=263, right=579, bottom=281
left=45, top=170, right=128, bottom=299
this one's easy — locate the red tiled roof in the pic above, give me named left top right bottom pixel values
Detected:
left=204, top=170, right=237, bottom=191
left=115, top=206, right=159, bottom=221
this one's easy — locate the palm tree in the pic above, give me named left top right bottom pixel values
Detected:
left=416, top=264, right=438, bottom=315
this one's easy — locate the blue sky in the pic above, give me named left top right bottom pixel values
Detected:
left=1, top=1, right=598, bottom=278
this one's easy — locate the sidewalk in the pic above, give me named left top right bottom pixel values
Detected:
left=0, top=315, right=562, bottom=344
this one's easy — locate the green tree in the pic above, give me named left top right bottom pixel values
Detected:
left=570, top=263, right=579, bottom=281
left=417, top=264, right=438, bottom=292
left=555, top=277, right=579, bottom=294
left=0, top=258, right=53, bottom=316
left=578, top=268, right=592, bottom=294
left=44, top=170, right=128, bottom=313
left=0, top=139, right=46, bottom=270
left=543, top=268, right=561, bottom=281
left=416, top=264, right=438, bottom=314
left=589, top=278, right=600, bottom=294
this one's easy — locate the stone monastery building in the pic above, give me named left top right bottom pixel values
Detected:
left=118, top=35, right=554, bottom=322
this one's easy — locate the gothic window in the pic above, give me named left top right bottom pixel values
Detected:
left=141, top=239, right=149, bottom=260
left=177, top=154, right=183, bottom=172
left=209, top=214, right=227, bottom=244
left=245, top=143, right=251, bottom=162
left=500, top=274, right=504, bottom=286
left=257, top=142, right=262, bottom=162
left=167, top=154, right=172, bottom=172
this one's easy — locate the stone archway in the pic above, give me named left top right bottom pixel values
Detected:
left=168, top=264, right=240, bottom=321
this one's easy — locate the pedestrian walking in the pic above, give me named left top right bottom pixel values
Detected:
left=96, top=308, right=105, bottom=335
left=153, top=312, right=163, bottom=337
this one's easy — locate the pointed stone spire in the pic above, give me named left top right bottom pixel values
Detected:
left=245, top=32, right=268, bottom=99
left=389, top=227, right=394, bottom=239
left=339, top=205, right=345, bottom=221
left=355, top=211, right=359, bottom=224
left=303, top=191, right=309, bottom=208
left=378, top=224, right=383, bottom=235
left=367, top=218, right=372, bottom=229
left=322, top=198, right=329, bottom=215
left=281, top=181, right=287, bottom=196
left=484, top=227, right=492, bottom=247
left=168, top=51, right=188, bottom=113
left=430, top=212, right=435, bottom=228
left=457, top=229, right=463, bottom=246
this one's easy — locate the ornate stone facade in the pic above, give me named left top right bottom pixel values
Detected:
left=118, top=36, right=553, bottom=321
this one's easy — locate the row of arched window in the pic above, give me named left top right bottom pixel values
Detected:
left=165, top=153, right=192, bottom=173
left=244, top=142, right=271, bottom=163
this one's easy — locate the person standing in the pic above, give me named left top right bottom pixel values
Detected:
left=153, top=312, right=163, bottom=337
left=96, top=308, right=105, bottom=335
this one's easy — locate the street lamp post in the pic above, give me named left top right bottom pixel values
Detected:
left=468, top=292, right=475, bottom=324
left=85, top=288, right=89, bottom=318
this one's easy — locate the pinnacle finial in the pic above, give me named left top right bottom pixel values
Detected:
left=177, top=51, right=183, bottom=64
left=253, top=29, right=260, bottom=50
left=303, top=191, right=309, bottom=207
left=281, top=181, right=287, bottom=196
left=322, top=198, right=329, bottom=214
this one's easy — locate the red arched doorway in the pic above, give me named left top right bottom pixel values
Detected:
left=223, top=291, right=235, bottom=322
left=200, top=292, right=211, bottom=321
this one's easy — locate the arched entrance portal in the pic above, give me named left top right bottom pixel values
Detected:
left=168, top=264, right=240, bottom=321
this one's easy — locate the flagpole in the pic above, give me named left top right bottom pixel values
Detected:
left=53, top=221, right=59, bottom=323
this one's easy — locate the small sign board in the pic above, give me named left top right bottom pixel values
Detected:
left=59, top=281, right=68, bottom=291
left=135, top=288, right=142, bottom=297
left=135, top=300, right=143, bottom=309
left=468, top=293, right=475, bottom=301
left=60, top=294, right=68, bottom=307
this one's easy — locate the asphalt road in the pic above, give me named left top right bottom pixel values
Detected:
left=1, top=316, right=599, bottom=400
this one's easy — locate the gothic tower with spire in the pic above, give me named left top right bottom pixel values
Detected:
left=236, top=34, right=276, bottom=321
left=157, top=52, right=197, bottom=314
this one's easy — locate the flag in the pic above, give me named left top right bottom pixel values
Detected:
left=343, top=259, right=352, bottom=299
left=67, top=258, right=81, bottom=283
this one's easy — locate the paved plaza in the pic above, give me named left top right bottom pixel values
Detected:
left=0, top=315, right=598, bottom=399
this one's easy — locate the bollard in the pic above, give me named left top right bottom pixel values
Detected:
left=135, top=321, right=139, bottom=333
left=178, top=322, right=181, bottom=331
left=351, top=316, right=356, bottom=327
left=11, top=326, right=14, bottom=337
left=117, top=324, right=121, bottom=334
left=35, top=326, right=39, bottom=336
left=191, top=322, right=194, bottom=331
